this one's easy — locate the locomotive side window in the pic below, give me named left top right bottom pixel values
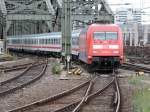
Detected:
left=93, top=32, right=105, bottom=40
left=106, top=32, right=118, bottom=40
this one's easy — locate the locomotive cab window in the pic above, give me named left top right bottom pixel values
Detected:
left=93, top=32, right=118, bottom=40
left=106, top=32, right=118, bottom=40
left=93, top=32, right=105, bottom=40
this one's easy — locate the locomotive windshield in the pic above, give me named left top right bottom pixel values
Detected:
left=93, top=32, right=118, bottom=40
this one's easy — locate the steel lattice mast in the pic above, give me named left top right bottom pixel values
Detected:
left=61, top=0, right=72, bottom=70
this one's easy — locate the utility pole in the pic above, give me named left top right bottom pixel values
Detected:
left=0, top=14, right=7, bottom=53
left=61, top=0, right=71, bottom=72
left=3, top=15, right=7, bottom=53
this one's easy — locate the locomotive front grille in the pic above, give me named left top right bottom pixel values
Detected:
left=92, top=56, right=120, bottom=69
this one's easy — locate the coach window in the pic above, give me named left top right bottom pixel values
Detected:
left=42, top=39, right=44, bottom=44
left=58, top=39, right=60, bottom=44
left=55, top=39, right=57, bottom=44
left=33, top=39, right=35, bottom=44
left=36, top=39, right=37, bottom=44
left=47, top=39, right=49, bottom=44
left=45, top=39, right=46, bottom=44
left=39, top=39, right=41, bottom=44
left=46, top=39, right=48, bottom=44
left=29, top=39, right=31, bottom=44
left=48, top=39, right=50, bottom=44
left=40, top=39, right=42, bottom=44
left=45, top=39, right=47, bottom=44
left=32, top=39, right=34, bottom=44
left=44, top=39, right=46, bottom=44
left=49, top=39, right=50, bottom=44
left=50, top=39, right=51, bottom=44
left=26, top=39, right=28, bottom=44
left=41, top=39, right=43, bottom=44
left=51, top=39, right=53, bottom=44
left=25, top=39, right=27, bottom=44
left=43, top=39, right=45, bottom=44
left=40, top=39, right=42, bottom=45
left=31, top=39, right=32, bottom=44
left=54, top=39, right=56, bottom=44
left=28, top=39, right=30, bottom=44
left=27, top=39, right=29, bottom=44
left=59, top=39, right=61, bottom=44
left=56, top=39, right=57, bottom=44
left=43, top=39, right=44, bottom=44
left=49, top=39, right=51, bottom=44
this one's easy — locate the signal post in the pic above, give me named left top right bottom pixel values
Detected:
left=61, top=0, right=72, bottom=74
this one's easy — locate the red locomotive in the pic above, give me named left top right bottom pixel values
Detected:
left=78, top=24, right=123, bottom=70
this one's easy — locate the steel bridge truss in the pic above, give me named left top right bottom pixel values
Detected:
left=0, top=0, right=114, bottom=36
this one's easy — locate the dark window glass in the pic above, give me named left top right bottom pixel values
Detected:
left=93, top=32, right=118, bottom=40
left=106, top=32, right=118, bottom=40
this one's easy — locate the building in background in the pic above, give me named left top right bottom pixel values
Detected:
left=143, top=25, right=150, bottom=46
left=115, top=7, right=142, bottom=24
left=115, top=7, right=144, bottom=46
left=0, top=40, right=3, bottom=54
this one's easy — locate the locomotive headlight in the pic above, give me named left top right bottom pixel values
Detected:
left=109, top=45, right=119, bottom=49
left=113, top=51, right=119, bottom=54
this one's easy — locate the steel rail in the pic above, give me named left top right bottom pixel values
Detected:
left=0, top=62, right=45, bottom=85
left=122, top=63, right=150, bottom=73
left=53, top=77, right=115, bottom=112
left=1, top=63, right=32, bottom=72
left=72, top=77, right=95, bottom=112
left=8, top=79, right=91, bottom=112
left=0, top=61, right=47, bottom=96
left=114, top=76, right=121, bottom=112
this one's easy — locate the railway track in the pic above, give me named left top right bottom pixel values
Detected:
left=0, top=63, right=32, bottom=73
left=7, top=79, right=92, bottom=112
left=8, top=73, right=121, bottom=112
left=54, top=74, right=120, bottom=112
left=0, top=60, right=47, bottom=97
left=122, top=63, right=150, bottom=73
left=127, top=56, right=150, bottom=64
left=0, top=57, right=45, bottom=73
